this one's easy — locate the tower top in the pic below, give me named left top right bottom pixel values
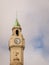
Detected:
left=14, top=12, right=20, bottom=27
left=12, top=18, right=22, bottom=31
left=14, top=18, right=20, bottom=27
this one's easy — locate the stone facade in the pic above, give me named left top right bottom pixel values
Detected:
left=8, top=20, right=25, bottom=65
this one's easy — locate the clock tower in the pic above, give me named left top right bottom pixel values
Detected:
left=9, top=19, right=25, bottom=65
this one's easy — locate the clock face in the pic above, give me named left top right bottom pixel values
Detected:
left=14, top=38, right=20, bottom=44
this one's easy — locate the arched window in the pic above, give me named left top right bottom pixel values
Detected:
left=16, top=30, right=19, bottom=36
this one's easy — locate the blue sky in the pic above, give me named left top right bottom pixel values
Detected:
left=0, top=0, right=49, bottom=65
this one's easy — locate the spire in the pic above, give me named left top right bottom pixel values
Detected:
left=14, top=19, right=20, bottom=27
left=12, top=12, right=22, bottom=31
left=14, top=12, right=20, bottom=27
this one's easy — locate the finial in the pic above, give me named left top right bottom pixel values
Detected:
left=16, top=11, right=18, bottom=19
left=14, top=12, right=20, bottom=27
left=12, top=12, right=22, bottom=31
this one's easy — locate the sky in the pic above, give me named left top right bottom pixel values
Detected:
left=0, top=0, right=49, bottom=65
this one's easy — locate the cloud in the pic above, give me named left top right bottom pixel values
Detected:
left=32, top=33, right=44, bottom=49
left=0, top=44, right=8, bottom=51
left=0, top=0, right=49, bottom=65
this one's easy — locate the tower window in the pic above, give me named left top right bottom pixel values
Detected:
left=13, top=58, right=19, bottom=61
left=15, top=52, right=19, bottom=56
left=16, top=30, right=19, bottom=36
